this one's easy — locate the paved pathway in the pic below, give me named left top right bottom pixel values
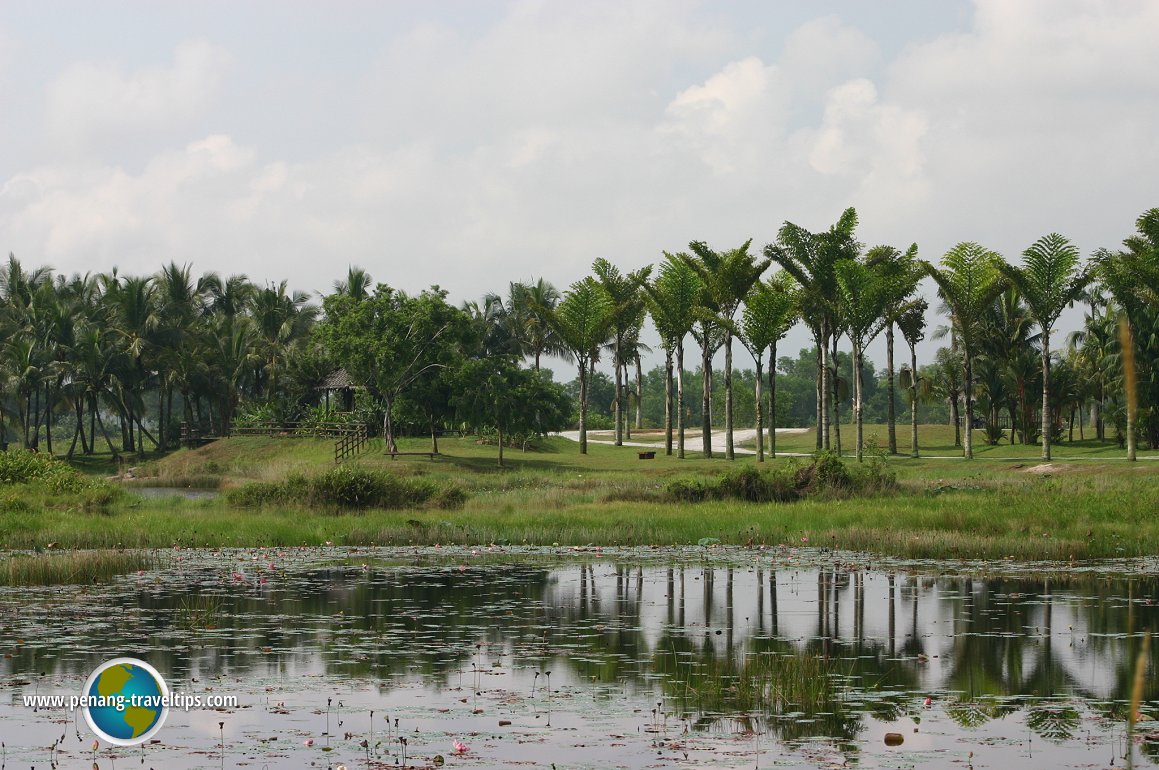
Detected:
left=557, top=427, right=813, bottom=456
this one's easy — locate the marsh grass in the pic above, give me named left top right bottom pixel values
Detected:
left=7, top=434, right=1159, bottom=558
left=0, top=549, right=154, bottom=586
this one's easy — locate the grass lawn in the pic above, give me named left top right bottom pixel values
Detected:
left=2, top=427, right=1156, bottom=560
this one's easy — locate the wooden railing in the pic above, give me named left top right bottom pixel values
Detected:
left=334, top=423, right=369, bottom=464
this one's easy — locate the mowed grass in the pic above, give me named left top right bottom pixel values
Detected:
left=3, top=430, right=1157, bottom=560
left=746, top=421, right=1158, bottom=460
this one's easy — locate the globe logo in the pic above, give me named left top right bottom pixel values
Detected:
left=81, top=658, right=169, bottom=746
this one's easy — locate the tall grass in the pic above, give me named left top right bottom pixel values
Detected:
left=0, top=550, right=154, bottom=586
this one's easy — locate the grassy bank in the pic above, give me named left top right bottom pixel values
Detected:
left=1, top=431, right=1156, bottom=559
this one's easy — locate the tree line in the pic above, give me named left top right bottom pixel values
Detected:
left=1, top=205, right=1156, bottom=464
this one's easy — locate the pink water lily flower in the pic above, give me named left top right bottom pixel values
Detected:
left=452, top=739, right=469, bottom=755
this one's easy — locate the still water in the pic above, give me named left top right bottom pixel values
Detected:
left=2, top=546, right=1158, bottom=768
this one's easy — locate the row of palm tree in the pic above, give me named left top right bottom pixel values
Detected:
left=541, top=206, right=1158, bottom=462
left=0, top=256, right=316, bottom=457
left=3, top=207, right=1155, bottom=463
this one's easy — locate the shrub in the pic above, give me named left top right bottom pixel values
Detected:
left=0, top=450, right=120, bottom=503
left=226, top=465, right=466, bottom=512
left=665, top=451, right=893, bottom=505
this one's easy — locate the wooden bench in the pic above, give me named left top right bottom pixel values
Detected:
left=638, top=451, right=656, bottom=460
left=389, top=451, right=440, bottom=461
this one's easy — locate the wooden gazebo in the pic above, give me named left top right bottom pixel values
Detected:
left=316, top=368, right=360, bottom=412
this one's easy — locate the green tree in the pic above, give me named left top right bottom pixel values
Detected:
left=922, top=243, right=1005, bottom=459
left=545, top=277, right=613, bottom=454
left=998, top=233, right=1089, bottom=460
left=738, top=271, right=797, bottom=460
left=644, top=256, right=703, bottom=458
left=592, top=258, right=651, bottom=446
left=896, top=299, right=928, bottom=457
left=683, top=239, right=770, bottom=459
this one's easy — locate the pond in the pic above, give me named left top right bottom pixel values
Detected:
left=2, top=545, right=1158, bottom=768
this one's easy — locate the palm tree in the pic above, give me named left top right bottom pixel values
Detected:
left=738, top=271, right=797, bottom=461
left=1093, top=209, right=1159, bottom=461
left=998, top=234, right=1089, bottom=460
left=867, top=244, right=922, bottom=454
left=333, top=266, right=372, bottom=300
left=683, top=239, right=770, bottom=460
left=592, top=259, right=651, bottom=447
left=896, top=299, right=928, bottom=457
left=922, top=243, right=1005, bottom=459
left=644, top=255, right=701, bottom=458
left=545, top=277, right=613, bottom=454
left=834, top=249, right=913, bottom=459
left=1068, top=304, right=1117, bottom=441
left=766, top=208, right=859, bottom=452
left=510, top=278, right=569, bottom=371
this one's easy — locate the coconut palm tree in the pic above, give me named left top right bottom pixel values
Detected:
left=922, top=243, right=1005, bottom=459
left=683, top=240, right=770, bottom=460
left=592, top=259, right=651, bottom=447
left=896, top=299, right=928, bottom=457
left=333, top=266, right=373, bottom=301
left=765, top=208, right=859, bottom=452
left=867, top=244, right=922, bottom=454
left=738, top=271, right=797, bottom=461
left=545, top=277, right=613, bottom=454
left=644, top=255, right=701, bottom=458
left=998, top=234, right=1089, bottom=460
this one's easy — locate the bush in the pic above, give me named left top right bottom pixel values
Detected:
left=226, top=465, right=466, bottom=512
left=0, top=449, right=123, bottom=507
left=665, top=451, right=893, bottom=505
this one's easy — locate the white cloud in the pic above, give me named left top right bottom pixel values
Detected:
left=46, top=39, right=231, bottom=153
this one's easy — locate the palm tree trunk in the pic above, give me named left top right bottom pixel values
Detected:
left=94, top=401, right=119, bottom=457
left=724, top=331, right=734, bottom=460
left=614, top=345, right=623, bottom=446
left=44, top=382, right=53, bottom=456
left=853, top=343, right=863, bottom=462
left=66, top=401, right=81, bottom=461
left=769, top=340, right=778, bottom=458
left=910, top=343, right=919, bottom=458
left=820, top=325, right=831, bottom=450
left=635, top=353, right=643, bottom=431
left=623, top=361, right=631, bottom=440
left=754, top=354, right=764, bottom=463
left=886, top=324, right=897, bottom=454
left=1041, top=327, right=1051, bottom=461
left=578, top=361, right=589, bottom=455
left=430, top=416, right=439, bottom=455
left=497, top=424, right=504, bottom=467
left=831, top=334, right=841, bottom=455
left=815, top=343, right=823, bottom=450
left=701, top=334, right=712, bottom=458
left=676, top=342, right=685, bottom=460
left=664, top=349, right=673, bottom=456
left=963, top=353, right=974, bottom=459
left=1122, top=319, right=1137, bottom=462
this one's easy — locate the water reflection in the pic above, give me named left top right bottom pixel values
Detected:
left=3, top=549, right=1159, bottom=768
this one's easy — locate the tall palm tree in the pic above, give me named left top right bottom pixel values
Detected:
left=1093, top=209, right=1159, bottom=461
left=738, top=271, right=797, bottom=461
left=644, top=255, right=701, bottom=458
left=592, top=258, right=651, bottom=447
left=766, top=208, right=859, bottom=452
left=998, top=234, right=1089, bottom=460
left=1067, top=304, right=1117, bottom=441
left=922, top=243, right=1005, bottom=459
left=896, top=299, right=928, bottom=457
left=545, top=277, right=613, bottom=454
left=867, top=244, right=922, bottom=454
left=683, top=239, right=770, bottom=459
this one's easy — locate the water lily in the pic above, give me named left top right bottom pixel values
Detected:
left=303, top=739, right=314, bottom=747
left=452, top=739, right=469, bottom=755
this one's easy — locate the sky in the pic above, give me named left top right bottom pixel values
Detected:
left=1, top=0, right=1156, bottom=377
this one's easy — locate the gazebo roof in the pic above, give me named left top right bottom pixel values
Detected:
left=316, top=368, right=359, bottom=390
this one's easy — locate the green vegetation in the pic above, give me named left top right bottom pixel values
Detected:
left=0, top=434, right=1155, bottom=561
left=225, top=463, right=466, bottom=510
left=0, top=549, right=153, bottom=586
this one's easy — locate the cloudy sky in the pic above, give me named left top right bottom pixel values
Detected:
left=1, top=0, right=1156, bottom=371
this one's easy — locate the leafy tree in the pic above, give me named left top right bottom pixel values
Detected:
left=315, top=284, right=470, bottom=453
left=454, top=358, right=571, bottom=466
